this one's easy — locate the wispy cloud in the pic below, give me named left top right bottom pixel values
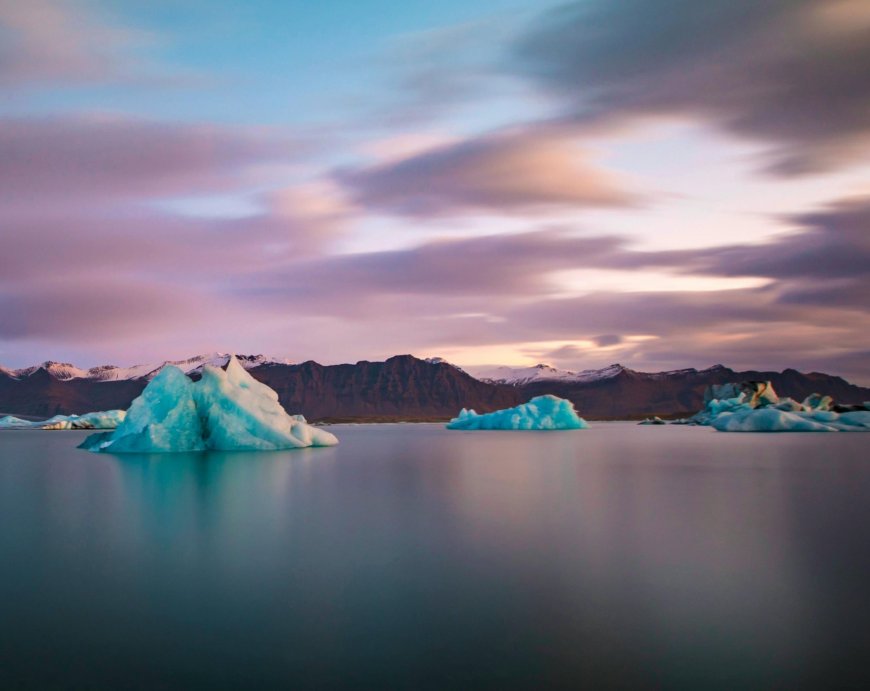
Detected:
left=0, top=117, right=302, bottom=212
left=337, top=127, right=641, bottom=216
left=513, top=0, right=870, bottom=175
left=0, top=0, right=177, bottom=87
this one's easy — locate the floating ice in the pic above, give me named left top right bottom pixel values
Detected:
left=711, top=407, right=870, bottom=432
left=0, top=415, right=31, bottom=428
left=447, top=395, right=588, bottom=430
left=80, top=356, right=338, bottom=453
left=0, top=411, right=125, bottom=430
left=689, top=380, right=870, bottom=432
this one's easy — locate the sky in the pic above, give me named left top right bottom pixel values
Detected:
left=1, top=0, right=869, bottom=382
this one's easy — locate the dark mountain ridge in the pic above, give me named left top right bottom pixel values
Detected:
left=1, top=355, right=867, bottom=421
left=517, top=364, right=870, bottom=419
left=0, top=355, right=521, bottom=421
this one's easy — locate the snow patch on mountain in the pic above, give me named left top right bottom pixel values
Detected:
left=469, top=363, right=627, bottom=386
left=468, top=362, right=734, bottom=386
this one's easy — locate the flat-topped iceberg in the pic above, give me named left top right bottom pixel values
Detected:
left=80, top=356, right=338, bottom=453
left=688, top=380, right=870, bottom=432
left=0, top=410, right=125, bottom=430
left=447, top=395, right=588, bottom=431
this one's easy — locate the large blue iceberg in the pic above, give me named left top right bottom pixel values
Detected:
left=80, top=356, right=338, bottom=453
left=689, top=381, right=870, bottom=432
left=447, top=395, right=588, bottom=430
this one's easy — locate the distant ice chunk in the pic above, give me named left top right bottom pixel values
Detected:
left=447, top=395, right=588, bottom=430
left=0, top=415, right=31, bottom=428
left=81, top=356, right=338, bottom=453
left=39, top=410, right=126, bottom=430
left=0, top=411, right=125, bottom=430
left=801, top=393, right=833, bottom=411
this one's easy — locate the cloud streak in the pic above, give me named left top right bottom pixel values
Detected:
left=514, top=0, right=870, bottom=174
left=0, top=0, right=156, bottom=86
left=337, top=128, right=640, bottom=216
left=0, top=117, right=301, bottom=212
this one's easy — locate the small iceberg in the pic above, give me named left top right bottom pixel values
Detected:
left=0, top=415, right=31, bottom=428
left=447, top=395, right=588, bottom=430
left=638, top=416, right=666, bottom=425
left=0, top=411, right=125, bottom=430
left=80, top=356, right=338, bottom=453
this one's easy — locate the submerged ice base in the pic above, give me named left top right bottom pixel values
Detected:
left=80, top=356, right=338, bottom=453
left=447, top=395, right=588, bottom=431
left=711, top=406, right=870, bottom=433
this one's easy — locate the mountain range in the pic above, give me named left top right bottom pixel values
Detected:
left=2, top=353, right=868, bottom=421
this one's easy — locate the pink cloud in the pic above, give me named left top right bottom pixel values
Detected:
left=0, top=117, right=300, bottom=213
left=0, top=0, right=149, bottom=85
left=336, top=128, right=641, bottom=217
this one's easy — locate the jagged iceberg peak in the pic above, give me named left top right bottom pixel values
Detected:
left=195, top=356, right=337, bottom=451
left=80, top=356, right=338, bottom=453
left=447, top=395, right=589, bottom=431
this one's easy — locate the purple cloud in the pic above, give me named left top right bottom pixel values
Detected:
left=514, top=0, right=870, bottom=175
left=243, top=230, right=626, bottom=306
left=602, top=196, right=870, bottom=294
left=0, top=0, right=154, bottom=86
left=0, top=118, right=300, bottom=212
left=0, top=279, right=205, bottom=339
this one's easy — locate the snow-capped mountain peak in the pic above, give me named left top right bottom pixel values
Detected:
left=468, top=363, right=628, bottom=386
left=423, top=356, right=467, bottom=373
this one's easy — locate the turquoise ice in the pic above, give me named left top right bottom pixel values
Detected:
left=684, top=380, right=870, bottom=432
left=447, top=395, right=588, bottom=430
left=0, top=410, right=125, bottom=430
left=80, top=356, right=338, bottom=453
left=711, top=406, right=870, bottom=432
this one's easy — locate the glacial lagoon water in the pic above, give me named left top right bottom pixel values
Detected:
left=1, top=423, right=869, bottom=690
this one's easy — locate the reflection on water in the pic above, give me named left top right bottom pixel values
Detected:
left=1, top=424, right=869, bottom=689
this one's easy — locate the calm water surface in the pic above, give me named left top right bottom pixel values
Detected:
left=1, top=423, right=869, bottom=690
